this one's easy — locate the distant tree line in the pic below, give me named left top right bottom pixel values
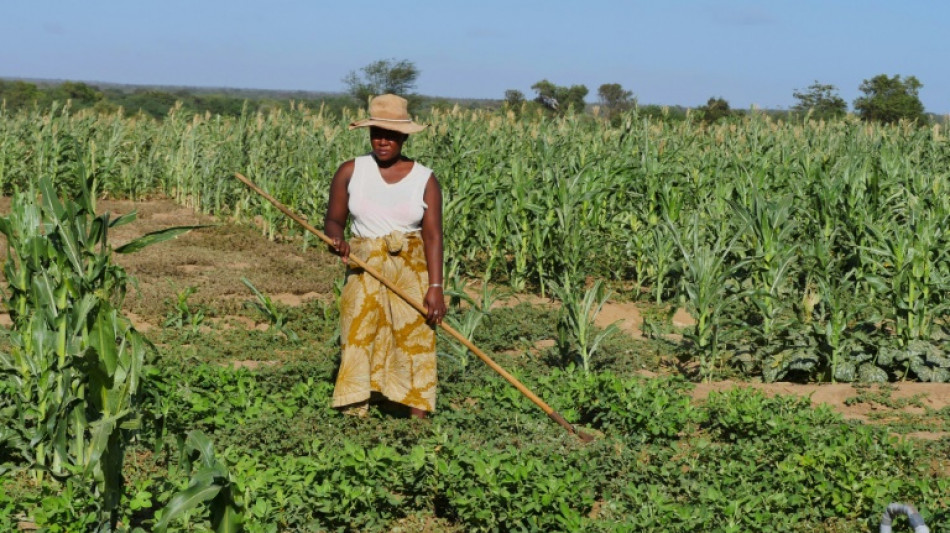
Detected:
left=1, top=61, right=938, bottom=126
left=497, top=72, right=932, bottom=126
left=0, top=79, right=356, bottom=119
left=333, top=58, right=942, bottom=126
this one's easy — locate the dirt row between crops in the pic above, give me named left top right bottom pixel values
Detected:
left=2, top=198, right=948, bottom=437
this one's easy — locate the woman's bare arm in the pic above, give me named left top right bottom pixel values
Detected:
left=420, top=173, right=447, bottom=324
left=324, top=160, right=355, bottom=262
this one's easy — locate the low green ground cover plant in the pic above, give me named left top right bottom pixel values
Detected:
left=122, top=346, right=948, bottom=531
left=4, top=282, right=949, bottom=530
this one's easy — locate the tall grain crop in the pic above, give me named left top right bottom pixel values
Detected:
left=0, top=171, right=196, bottom=526
left=1, top=102, right=948, bottom=382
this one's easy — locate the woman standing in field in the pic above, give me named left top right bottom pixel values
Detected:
left=324, top=94, right=445, bottom=419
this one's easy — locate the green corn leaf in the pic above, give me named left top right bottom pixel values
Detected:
left=211, top=502, right=245, bottom=533
left=39, top=178, right=66, bottom=220
left=68, top=294, right=98, bottom=339
left=91, top=310, right=119, bottom=376
left=115, top=225, right=210, bottom=254
left=187, top=466, right=222, bottom=488
left=153, top=483, right=224, bottom=532
left=89, top=214, right=107, bottom=248
left=83, top=411, right=124, bottom=477
left=124, top=330, right=147, bottom=395
left=185, top=429, right=217, bottom=465
left=56, top=222, right=86, bottom=277
left=109, top=211, right=138, bottom=228
left=861, top=275, right=888, bottom=292
left=240, top=277, right=267, bottom=304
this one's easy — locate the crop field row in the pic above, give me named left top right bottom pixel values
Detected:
left=1, top=103, right=948, bottom=383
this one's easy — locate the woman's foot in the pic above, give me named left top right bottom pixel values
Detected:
left=338, top=401, right=369, bottom=418
left=373, top=398, right=429, bottom=419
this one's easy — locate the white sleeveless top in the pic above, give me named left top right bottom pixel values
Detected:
left=347, top=154, right=432, bottom=238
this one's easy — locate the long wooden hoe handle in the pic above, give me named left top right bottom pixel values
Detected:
left=234, top=172, right=592, bottom=442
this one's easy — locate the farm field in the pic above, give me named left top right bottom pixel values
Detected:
left=95, top=198, right=950, bottom=428
left=1, top=104, right=949, bottom=530
left=0, top=196, right=947, bottom=531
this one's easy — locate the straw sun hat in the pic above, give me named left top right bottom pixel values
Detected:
left=348, top=94, right=428, bottom=134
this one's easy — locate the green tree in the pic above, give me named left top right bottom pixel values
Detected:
left=342, top=58, right=420, bottom=106
left=53, top=81, right=103, bottom=104
left=504, top=89, right=525, bottom=108
left=0, top=80, right=43, bottom=110
left=853, top=74, right=926, bottom=124
left=531, top=79, right=588, bottom=114
left=125, top=90, right=180, bottom=118
left=503, top=89, right=526, bottom=117
left=792, top=81, right=846, bottom=119
left=597, top=83, right=635, bottom=122
left=699, top=97, right=731, bottom=123
left=640, top=104, right=687, bottom=122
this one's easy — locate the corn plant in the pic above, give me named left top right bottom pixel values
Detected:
left=153, top=430, right=243, bottom=533
left=552, top=276, right=619, bottom=373
left=443, top=257, right=468, bottom=311
left=163, top=285, right=206, bottom=337
left=862, top=211, right=950, bottom=348
left=786, top=226, right=880, bottom=382
left=645, top=224, right=679, bottom=305
left=669, top=214, right=750, bottom=381
left=476, top=194, right=510, bottom=284
left=546, top=165, right=611, bottom=293
left=860, top=210, right=950, bottom=381
left=812, top=272, right=879, bottom=382
left=241, top=277, right=298, bottom=342
left=442, top=283, right=500, bottom=373
left=0, top=174, right=198, bottom=528
left=730, top=192, right=799, bottom=345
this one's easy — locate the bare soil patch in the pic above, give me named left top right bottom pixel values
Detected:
left=595, top=300, right=645, bottom=338
left=463, top=281, right=695, bottom=341
left=692, top=381, right=950, bottom=432
left=96, top=198, right=340, bottom=322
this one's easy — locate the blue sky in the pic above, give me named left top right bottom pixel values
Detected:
left=2, top=1, right=947, bottom=113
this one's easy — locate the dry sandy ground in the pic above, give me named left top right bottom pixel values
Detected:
left=2, top=198, right=948, bottom=435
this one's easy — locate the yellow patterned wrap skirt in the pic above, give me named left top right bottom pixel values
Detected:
left=332, top=231, right=437, bottom=412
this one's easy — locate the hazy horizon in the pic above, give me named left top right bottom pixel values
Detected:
left=2, top=1, right=947, bottom=114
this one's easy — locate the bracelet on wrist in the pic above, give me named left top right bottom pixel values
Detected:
left=429, top=283, right=442, bottom=288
